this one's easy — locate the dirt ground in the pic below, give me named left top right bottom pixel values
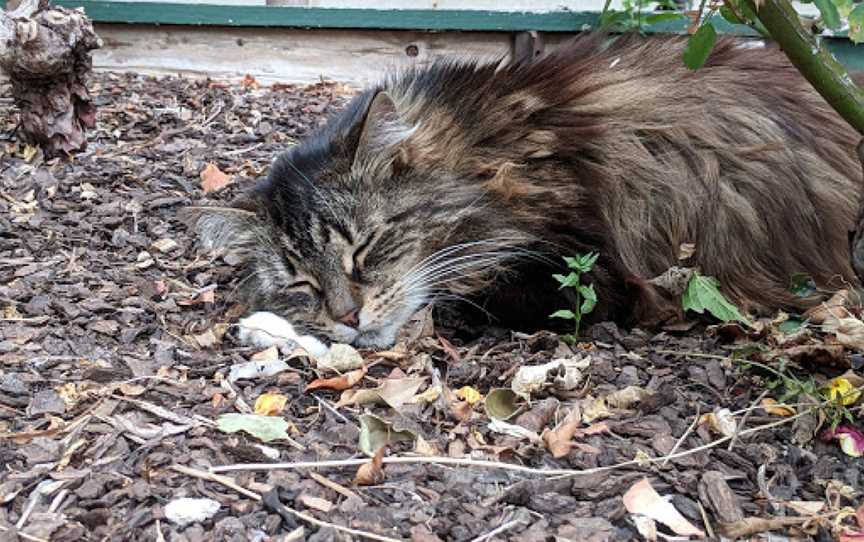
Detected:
left=1, top=73, right=863, bottom=542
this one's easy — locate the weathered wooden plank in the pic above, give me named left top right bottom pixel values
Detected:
left=64, top=24, right=864, bottom=86
left=91, top=24, right=514, bottom=85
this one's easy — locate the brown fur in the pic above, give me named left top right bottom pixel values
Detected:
left=191, top=33, right=862, bottom=346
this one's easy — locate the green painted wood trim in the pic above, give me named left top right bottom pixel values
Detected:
left=5, top=0, right=752, bottom=33
left=3, top=1, right=862, bottom=68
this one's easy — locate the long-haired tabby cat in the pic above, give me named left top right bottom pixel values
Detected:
left=189, top=34, right=861, bottom=352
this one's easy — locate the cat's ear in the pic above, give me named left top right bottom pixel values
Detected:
left=351, top=91, right=416, bottom=173
left=179, top=202, right=262, bottom=256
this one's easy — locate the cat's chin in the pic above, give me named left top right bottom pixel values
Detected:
left=352, top=326, right=399, bottom=349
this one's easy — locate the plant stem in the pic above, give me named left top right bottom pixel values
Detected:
left=744, top=0, right=864, bottom=134
left=574, top=271, right=582, bottom=336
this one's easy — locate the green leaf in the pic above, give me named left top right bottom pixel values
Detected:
left=778, top=318, right=806, bottom=334
left=682, top=272, right=751, bottom=326
left=484, top=388, right=522, bottom=421
left=217, top=413, right=291, bottom=443
left=358, top=414, right=416, bottom=457
left=553, top=273, right=580, bottom=289
left=814, top=0, right=841, bottom=29
left=789, top=273, right=817, bottom=297
left=719, top=5, right=743, bottom=24
left=550, top=309, right=576, bottom=320
left=579, top=284, right=598, bottom=315
left=850, top=3, right=864, bottom=43
left=599, top=9, right=629, bottom=30
left=834, top=0, right=854, bottom=17
left=683, top=23, right=718, bottom=70
left=645, top=12, right=687, bottom=24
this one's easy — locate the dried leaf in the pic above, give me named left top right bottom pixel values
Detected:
left=200, top=162, right=233, bottom=193
left=254, top=391, right=288, bottom=416
left=316, top=343, right=364, bottom=372
left=216, top=413, right=293, bottom=443
left=355, top=447, right=386, bottom=485
left=701, top=408, right=737, bottom=438
left=581, top=395, right=613, bottom=423
left=605, top=386, right=652, bottom=409
left=118, top=383, right=147, bottom=397
left=305, top=366, right=367, bottom=392
left=358, top=414, right=416, bottom=456
left=487, top=418, right=542, bottom=442
left=623, top=478, right=705, bottom=537
left=410, top=384, right=442, bottom=404
left=542, top=405, right=582, bottom=458
left=484, top=388, right=521, bottom=421
left=761, top=398, right=796, bottom=417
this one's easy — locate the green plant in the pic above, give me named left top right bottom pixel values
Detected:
left=737, top=356, right=858, bottom=429
left=550, top=253, right=599, bottom=340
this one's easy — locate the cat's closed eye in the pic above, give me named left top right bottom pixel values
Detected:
left=286, top=280, right=320, bottom=296
left=350, top=233, right=377, bottom=281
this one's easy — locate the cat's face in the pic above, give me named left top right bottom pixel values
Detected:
left=191, top=91, right=499, bottom=347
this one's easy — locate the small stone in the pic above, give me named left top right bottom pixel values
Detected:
left=163, top=497, right=221, bottom=527
left=135, top=251, right=154, bottom=269
left=150, top=238, right=178, bottom=253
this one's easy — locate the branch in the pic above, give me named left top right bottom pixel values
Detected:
left=744, top=0, right=864, bottom=134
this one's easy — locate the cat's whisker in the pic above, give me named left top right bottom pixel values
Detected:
left=402, top=250, right=515, bottom=284
left=400, top=245, right=526, bottom=288
left=401, top=236, right=532, bottom=278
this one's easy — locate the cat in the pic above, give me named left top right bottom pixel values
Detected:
left=188, top=33, right=862, bottom=351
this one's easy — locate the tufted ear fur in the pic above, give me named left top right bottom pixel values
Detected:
left=351, top=91, right=416, bottom=174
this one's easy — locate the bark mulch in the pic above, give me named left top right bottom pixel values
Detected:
left=1, top=73, right=862, bottom=542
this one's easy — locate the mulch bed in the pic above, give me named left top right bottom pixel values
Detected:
left=1, top=72, right=862, bottom=542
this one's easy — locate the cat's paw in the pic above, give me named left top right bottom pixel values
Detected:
left=236, top=311, right=329, bottom=357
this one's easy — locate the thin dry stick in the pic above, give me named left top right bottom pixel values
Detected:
left=308, top=471, right=361, bottom=501
left=171, top=465, right=401, bottom=542
left=211, top=408, right=811, bottom=478
left=661, top=404, right=701, bottom=467
left=469, top=519, right=524, bottom=542
left=728, top=389, right=770, bottom=451
left=0, top=523, right=48, bottom=542
left=170, top=465, right=261, bottom=500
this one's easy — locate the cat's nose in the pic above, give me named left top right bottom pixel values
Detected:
left=337, top=308, right=360, bottom=328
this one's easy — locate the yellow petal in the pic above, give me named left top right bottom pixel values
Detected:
left=456, top=386, right=483, bottom=405
left=828, top=378, right=862, bottom=406
left=254, top=391, right=288, bottom=416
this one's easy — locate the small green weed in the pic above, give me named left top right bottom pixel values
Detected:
left=738, top=356, right=858, bottom=429
left=550, top=253, right=599, bottom=341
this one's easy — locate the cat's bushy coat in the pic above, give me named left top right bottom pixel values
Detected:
left=190, top=34, right=861, bottom=348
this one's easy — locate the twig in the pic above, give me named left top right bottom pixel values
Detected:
left=469, top=519, right=524, bottom=542
left=308, top=471, right=361, bottom=501
left=314, top=395, right=353, bottom=425
left=170, top=465, right=261, bottom=500
left=662, top=404, right=701, bottom=467
left=171, top=464, right=401, bottom=542
left=728, top=389, right=770, bottom=451
left=0, top=523, right=48, bottom=542
left=211, top=409, right=809, bottom=478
